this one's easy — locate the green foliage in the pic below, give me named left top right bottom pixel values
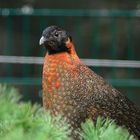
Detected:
left=0, top=84, right=136, bottom=140
left=81, top=118, right=135, bottom=140
left=0, top=85, right=71, bottom=140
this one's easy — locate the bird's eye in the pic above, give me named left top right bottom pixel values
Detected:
left=54, top=31, right=59, bottom=37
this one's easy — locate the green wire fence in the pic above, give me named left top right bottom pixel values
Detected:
left=0, top=8, right=140, bottom=103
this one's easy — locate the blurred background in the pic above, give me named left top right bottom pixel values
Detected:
left=0, top=0, right=140, bottom=106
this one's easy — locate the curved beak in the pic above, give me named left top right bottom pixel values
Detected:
left=39, top=36, right=46, bottom=46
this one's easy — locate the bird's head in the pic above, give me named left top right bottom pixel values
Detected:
left=39, top=25, right=72, bottom=54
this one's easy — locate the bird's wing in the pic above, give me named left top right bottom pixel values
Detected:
left=76, top=64, right=140, bottom=138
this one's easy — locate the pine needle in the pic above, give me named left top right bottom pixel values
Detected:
left=80, top=117, right=136, bottom=140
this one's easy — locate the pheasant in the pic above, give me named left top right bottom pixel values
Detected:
left=39, top=25, right=140, bottom=139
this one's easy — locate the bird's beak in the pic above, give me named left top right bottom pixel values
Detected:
left=39, top=36, right=46, bottom=46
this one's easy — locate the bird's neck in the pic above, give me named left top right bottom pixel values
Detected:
left=44, top=42, right=80, bottom=64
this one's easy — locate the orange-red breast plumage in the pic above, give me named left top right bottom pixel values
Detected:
left=39, top=26, right=140, bottom=139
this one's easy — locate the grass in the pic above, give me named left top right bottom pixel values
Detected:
left=0, top=84, right=136, bottom=140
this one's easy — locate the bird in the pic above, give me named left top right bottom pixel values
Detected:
left=39, top=25, right=140, bottom=139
